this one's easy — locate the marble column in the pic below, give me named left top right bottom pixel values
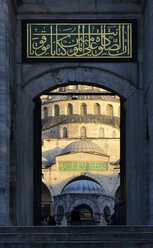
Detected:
left=0, top=0, right=10, bottom=225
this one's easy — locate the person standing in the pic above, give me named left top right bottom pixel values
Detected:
left=70, top=206, right=83, bottom=225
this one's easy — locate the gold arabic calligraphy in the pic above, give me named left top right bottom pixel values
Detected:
left=27, top=23, right=132, bottom=58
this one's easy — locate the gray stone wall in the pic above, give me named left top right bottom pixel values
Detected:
left=0, top=0, right=17, bottom=225
left=1, top=0, right=153, bottom=226
left=143, top=0, right=153, bottom=225
left=8, top=0, right=17, bottom=226
left=15, top=0, right=144, bottom=225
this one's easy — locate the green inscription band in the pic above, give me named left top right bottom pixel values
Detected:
left=59, top=162, right=107, bottom=171
left=23, top=21, right=136, bottom=61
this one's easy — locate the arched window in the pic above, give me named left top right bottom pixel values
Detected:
left=112, top=131, right=116, bottom=138
left=99, top=128, right=104, bottom=137
left=63, top=127, right=68, bottom=138
left=118, top=107, right=120, bottom=117
left=94, top=103, right=101, bottom=115
left=43, top=107, right=48, bottom=119
left=54, top=104, right=60, bottom=116
left=80, top=126, right=86, bottom=137
left=80, top=103, right=87, bottom=115
left=67, top=104, right=73, bottom=115
left=106, top=104, right=113, bottom=116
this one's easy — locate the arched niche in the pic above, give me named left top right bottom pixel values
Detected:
left=67, top=103, right=73, bottom=115
left=80, top=103, right=87, bottom=116
left=94, top=103, right=101, bottom=115
left=62, top=127, right=68, bottom=138
left=41, top=183, right=52, bottom=217
left=54, top=104, right=60, bottom=117
left=80, top=126, right=86, bottom=137
left=43, top=106, right=48, bottom=119
left=106, top=104, right=113, bottom=116
left=17, top=66, right=144, bottom=225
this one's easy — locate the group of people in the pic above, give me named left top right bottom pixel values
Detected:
left=70, top=206, right=83, bottom=225
left=109, top=200, right=125, bottom=225
left=41, top=215, right=56, bottom=225
left=41, top=200, right=125, bottom=226
left=70, top=199, right=125, bottom=225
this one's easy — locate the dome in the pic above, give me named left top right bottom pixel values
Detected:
left=62, top=180, right=105, bottom=195
left=42, top=114, right=120, bottom=130
left=61, top=140, right=106, bottom=156
left=42, top=90, right=119, bottom=103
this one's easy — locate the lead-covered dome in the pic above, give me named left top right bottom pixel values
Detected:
left=62, top=180, right=105, bottom=195
left=61, top=140, right=106, bottom=156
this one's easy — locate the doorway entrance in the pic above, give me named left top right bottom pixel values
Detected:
left=38, top=84, right=123, bottom=225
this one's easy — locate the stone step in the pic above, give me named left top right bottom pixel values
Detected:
left=0, top=227, right=153, bottom=248
left=0, top=232, right=153, bottom=241
left=0, top=226, right=153, bottom=233
left=0, top=241, right=152, bottom=248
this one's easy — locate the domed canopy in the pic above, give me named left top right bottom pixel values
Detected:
left=62, top=179, right=105, bottom=195
left=61, top=140, right=106, bottom=156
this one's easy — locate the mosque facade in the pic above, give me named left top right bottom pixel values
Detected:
left=41, top=85, right=120, bottom=225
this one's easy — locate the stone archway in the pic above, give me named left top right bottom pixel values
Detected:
left=41, top=183, right=52, bottom=218
left=16, top=66, right=144, bottom=225
left=69, top=198, right=100, bottom=225
left=22, top=67, right=136, bottom=99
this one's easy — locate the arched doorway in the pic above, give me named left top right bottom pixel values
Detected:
left=78, top=204, right=93, bottom=225
left=18, top=66, right=140, bottom=226
left=36, top=83, right=122, bottom=225
left=41, top=183, right=52, bottom=218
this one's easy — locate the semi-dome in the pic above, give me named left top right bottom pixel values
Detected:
left=61, top=140, right=106, bottom=156
left=62, top=179, right=105, bottom=195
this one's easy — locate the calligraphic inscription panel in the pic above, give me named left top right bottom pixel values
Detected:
left=22, top=21, right=136, bottom=62
left=58, top=162, right=107, bottom=171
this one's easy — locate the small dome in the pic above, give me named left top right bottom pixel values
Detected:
left=61, top=140, right=106, bottom=156
left=62, top=180, right=105, bottom=195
